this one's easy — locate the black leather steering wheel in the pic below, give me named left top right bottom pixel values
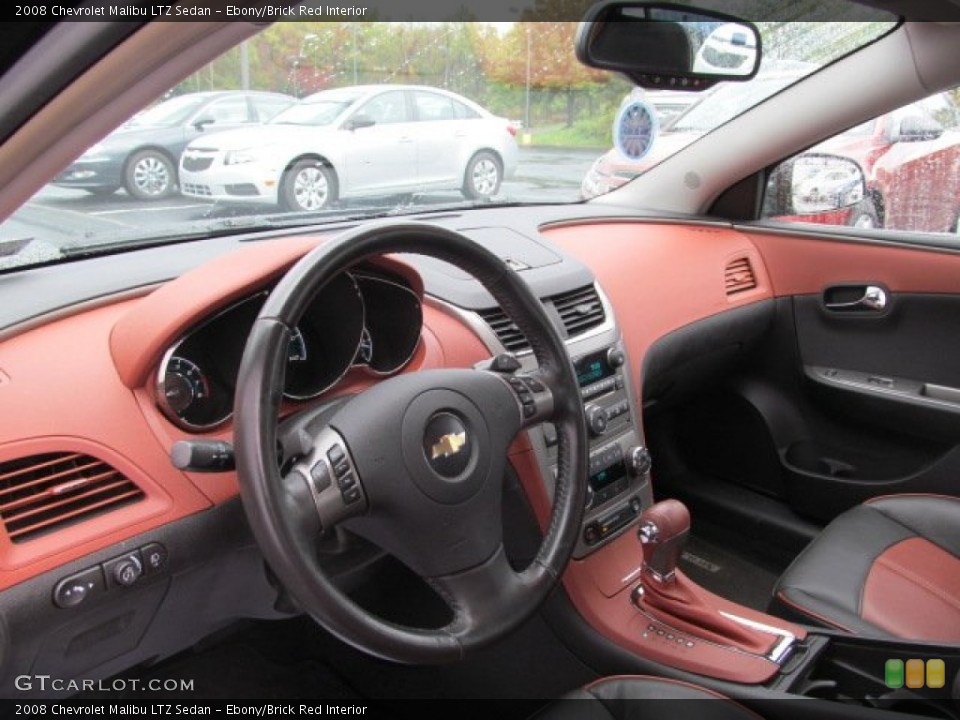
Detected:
left=233, top=222, right=588, bottom=664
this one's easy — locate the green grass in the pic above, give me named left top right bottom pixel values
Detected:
left=526, top=119, right=613, bottom=149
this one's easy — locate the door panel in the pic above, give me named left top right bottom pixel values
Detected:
left=646, top=229, right=960, bottom=537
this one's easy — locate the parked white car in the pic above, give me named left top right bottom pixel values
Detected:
left=179, top=84, right=519, bottom=211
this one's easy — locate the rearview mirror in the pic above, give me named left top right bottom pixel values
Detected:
left=575, top=1, right=761, bottom=91
left=192, top=116, right=215, bottom=131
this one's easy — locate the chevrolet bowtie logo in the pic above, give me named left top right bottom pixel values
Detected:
left=430, top=431, right=467, bottom=460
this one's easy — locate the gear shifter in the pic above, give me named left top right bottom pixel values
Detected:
left=638, top=499, right=690, bottom=582
left=634, top=499, right=781, bottom=657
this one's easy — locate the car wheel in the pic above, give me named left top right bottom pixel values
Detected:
left=84, top=186, right=119, bottom=197
left=849, top=199, right=880, bottom=229
left=124, top=150, right=175, bottom=200
left=281, top=160, right=337, bottom=212
left=462, top=151, right=502, bottom=200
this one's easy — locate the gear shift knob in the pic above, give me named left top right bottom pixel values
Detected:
left=638, top=499, right=690, bottom=582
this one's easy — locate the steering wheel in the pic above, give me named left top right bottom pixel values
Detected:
left=233, top=222, right=588, bottom=663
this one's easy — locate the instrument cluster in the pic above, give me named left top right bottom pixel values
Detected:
left=156, top=267, right=422, bottom=431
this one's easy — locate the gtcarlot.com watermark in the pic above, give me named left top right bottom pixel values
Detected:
left=14, top=675, right=194, bottom=693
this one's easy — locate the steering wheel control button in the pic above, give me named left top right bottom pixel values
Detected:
left=522, top=376, right=546, bottom=393
left=342, top=486, right=362, bottom=504
left=326, top=444, right=345, bottom=466
left=423, top=412, right=472, bottom=479
left=53, top=567, right=104, bottom=609
left=140, top=543, right=168, bottom=576
left=310, top=461, right=332, bottom=493
left=337, top=472, right=356, bottom=491
left=105, top=552, right=144, bottom=588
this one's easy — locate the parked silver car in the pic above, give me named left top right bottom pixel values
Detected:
left=180, top=84, right=519, bottom=211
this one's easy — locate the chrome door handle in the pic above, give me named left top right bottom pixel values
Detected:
left=824, top=285, right=887, bottom=312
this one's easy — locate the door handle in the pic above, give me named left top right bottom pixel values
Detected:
left=823, top=285, right=888, bottom=312
left=398, top=136, right=413, bottom=144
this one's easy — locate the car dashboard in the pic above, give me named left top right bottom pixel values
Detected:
left=0, top=202, right=819, bottom=694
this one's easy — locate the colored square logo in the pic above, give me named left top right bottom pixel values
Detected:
left=885, top=659, right=904, bottom=688
left=906, top=659, right=925, bottom=689
left=927, top=659, right=946, bottom=689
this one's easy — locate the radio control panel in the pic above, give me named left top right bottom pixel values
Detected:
left=542, top=340, right=653, bottom=558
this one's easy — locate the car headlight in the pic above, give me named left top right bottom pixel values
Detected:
left=224, top=149, right=258, bottom=166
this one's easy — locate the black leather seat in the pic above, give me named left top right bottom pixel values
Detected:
left=535, top=676, right=762, bottom=720
left=771, top=495, right=960, bottom=642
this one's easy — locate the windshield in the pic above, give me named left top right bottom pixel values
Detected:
left=0, top=17, right=896, bottom=271
left=127, top=95, right=211, bottom=127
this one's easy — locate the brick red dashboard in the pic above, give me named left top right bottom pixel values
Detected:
left=2, top=219, right=959, bottom=604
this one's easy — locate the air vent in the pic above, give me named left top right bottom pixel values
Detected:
left=0, top=453, right=144, bottom=543
left=477, top=307, right=529, bottom=353
left=725, top=257, right=757, bottom=295
left=477, top=284, right=606, bottom=353
left=551, top=285, right=606, bottom=337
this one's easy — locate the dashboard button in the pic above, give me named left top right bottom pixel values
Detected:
left=53, top=567, right=104, bottom=609
left=105, top=552, right=143, bottom=588
left=140, top=543, right=168, bottom=576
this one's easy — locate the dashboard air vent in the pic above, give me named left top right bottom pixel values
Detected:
left=0, top=453, right=144, bottom=543
left=551, top=285, right=605, bottom=337
left=725, top=257, right=757, bottom=295
left=478, top=284, right=606, bottom=353
left=477, top=308, right=529, bottom=353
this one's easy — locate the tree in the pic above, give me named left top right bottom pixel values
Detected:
left=479, top=22, right=610, bottom=127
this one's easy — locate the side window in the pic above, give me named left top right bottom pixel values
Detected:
left=413, top=91, right=456, bottom=122
left=763, top=88, right=960, bottom=239
left=253, top=96, right=293, bottom=122
left=358, top=91, right=408, bottom=125
left=202, top=96, right=252, bottom=124
left=451, top=99, right=481, bottom=120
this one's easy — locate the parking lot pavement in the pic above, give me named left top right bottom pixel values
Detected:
left=19, top=147, right=602, bottom=250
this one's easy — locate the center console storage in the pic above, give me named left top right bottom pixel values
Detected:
left=774, top=632, right=960, bottom=718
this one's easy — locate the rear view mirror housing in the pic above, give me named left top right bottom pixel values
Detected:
left=575, top=1, right=761, bottom=91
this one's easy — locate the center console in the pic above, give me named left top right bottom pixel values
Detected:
left=555, top=342, right=654, bottom=558
left=462, top=281, right=653, bottom=559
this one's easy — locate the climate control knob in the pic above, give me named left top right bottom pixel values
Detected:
left=628, top=446, right=653, bottom=477
left=584, top=404, right=608, bottom=437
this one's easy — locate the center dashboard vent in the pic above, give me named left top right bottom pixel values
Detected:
left=0, top=452, right=144, bottom=543
left=725, top=257, right=757, bottom=295
left=477, top=284, right=606, bottom=353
